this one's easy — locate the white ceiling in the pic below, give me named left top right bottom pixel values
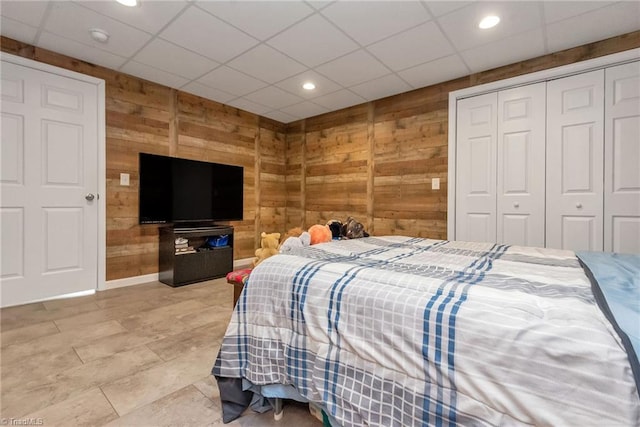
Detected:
left=2, top=1, right=639, bottom=123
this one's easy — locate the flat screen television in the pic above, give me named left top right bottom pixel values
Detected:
left=139, top=153, right=243, bottom=224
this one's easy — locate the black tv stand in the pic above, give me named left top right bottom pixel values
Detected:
left=159, top=225, right=234, bottom=287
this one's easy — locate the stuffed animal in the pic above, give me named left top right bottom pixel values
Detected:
left=278, top=227, right=304, bottom=250
left=342, top=217, right=370, bottom=239
left=326, top=220, right=343, bottom=239
left=280, top=231, right=311, bottom=254
left=252, top=232, right=281, bottom=267
left=308, top=224, right=332, bottom=245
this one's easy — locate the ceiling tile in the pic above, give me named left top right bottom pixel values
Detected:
left=279, top=101, right=329, bottom=119
left=262, top=110, right=298, bottom=123
left=0, top=1, right=49, bottom=27
left=120, top=60, right=190, bottom=89
left=197, top=66, right=268, bottom=97
left=546, top=2, right=640, bottom=53
left=75, top=0, right=187, bottom=34
left=243, top=86, right=304, bottom=109
left=321, top=1, right=431, bottom=46
left=349, top=73, right=411, bottom=101
left=161, top=6, right=258, bottom=63
left=195, top=1, right=314, bottom=40
left=180, top=81, right=236, bottom=104
left=306, top=1, right=334, bottom=11
left=226, top=97, right=271, bottom=116
left=133, top=38, right=219, bottom=80
left=542, top=1, right=614, bottom=24
left=398, top=54, right=469, bottom=89
left=437, top=1, right=543, bottom=52
left=311, top=89, right=366, bottom=111
left=0, top=17, right=38, bottom=45
left=37, top=31, right=128, bottom=70
left=227, top=44, right=306, bottom=84
left=368, top=21, right=454, bottom=72
left=315, top=49, right=389, bottom=87
left=275, top=70, right=342, bottom=99
left=461, top=28, right=546, bottom=73
left=424, top=1, right=472, bottom=18
left=267, top=14, right=358, bottom=68
left=44, top=2, right=152, bottom=58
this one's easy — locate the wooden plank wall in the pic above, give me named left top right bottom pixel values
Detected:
left=285, top=31, right=640, bottom=239
left=1, top=37, right=286, bottom=281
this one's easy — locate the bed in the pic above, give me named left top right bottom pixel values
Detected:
left=212, top=236, right=640, bottom=426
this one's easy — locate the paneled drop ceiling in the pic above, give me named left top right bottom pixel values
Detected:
left=2, top=1, right=639, bottom=123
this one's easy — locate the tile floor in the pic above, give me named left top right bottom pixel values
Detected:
left=0, top=279, right=321, bottom=426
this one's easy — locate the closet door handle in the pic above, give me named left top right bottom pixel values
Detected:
left=576, top=202, right=583, bottom=209
left=513, top=202, right=519, bottom=208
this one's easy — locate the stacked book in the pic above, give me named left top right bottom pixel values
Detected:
left=174, top=237, right=196, bottom=255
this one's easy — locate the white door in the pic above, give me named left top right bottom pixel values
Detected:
left=496, top=83, right=546, bottom=247
left=455, top=93, right=497, bottom=243
left=546, top=70, right=605, bottom=251
left=604, top=61, right=640, bottom=254
left=1, top=60, right=99, bottom=307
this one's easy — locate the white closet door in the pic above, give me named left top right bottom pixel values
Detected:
left=455, top=93, right=497, bottom=243
left=546, top=70, right=604, bottom=251
left=605, top=61, right=640, bottom=253
left=497, top=83, right=546, bottom=247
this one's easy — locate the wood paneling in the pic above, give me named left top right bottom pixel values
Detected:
left=1, top=36, right=286, bottom=281
left=304, top=105, right=369, bottom=226
left=257, top=122, right=287, bottom=241
left=286, top=31, right=640, bottom=240
left=285, top=122, right=305, bottom=229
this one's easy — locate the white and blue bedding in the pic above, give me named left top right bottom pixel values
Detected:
left=213, top=237, right=640, bottom=426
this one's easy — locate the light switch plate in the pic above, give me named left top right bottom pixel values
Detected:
left=120, top=173, right=130, bottom=186
left=432, top=177, right=440, bottom=190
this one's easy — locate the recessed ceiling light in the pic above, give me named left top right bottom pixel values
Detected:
left=302, top=82, right=316, bottom=90
left=89, top=28, right=110, bottom=43
left=479, top=15, right=500, bottom=29
left=116, top=0, right=138, bottom=7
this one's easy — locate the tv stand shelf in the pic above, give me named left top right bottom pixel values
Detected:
left=159, top=225, right=234, bottom=287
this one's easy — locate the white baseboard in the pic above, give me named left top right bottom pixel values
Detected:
left=101, top=258, right=253, bottom=292
left=101, top=273, right=159, bottom=291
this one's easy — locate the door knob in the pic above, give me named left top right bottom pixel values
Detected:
left=85, top=193, right=95, bottom=201
left=576, top=202, right=582, bottom=209
left=513, top=202, right=519, bottom=208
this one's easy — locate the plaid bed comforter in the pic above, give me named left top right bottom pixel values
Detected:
left=213, top=237, right=640, bottom=426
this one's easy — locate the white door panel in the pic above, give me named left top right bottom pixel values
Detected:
left=497, top=83, right=546, bottom=247
left=0, top=60, right=98, bottom=307
left=605, top=61, right=640, bottom=253
left=547, top=70, right=604, bottom=251
left=561, top=216, right=598, bottom=252
left=455, top=93, right=497, bottom=242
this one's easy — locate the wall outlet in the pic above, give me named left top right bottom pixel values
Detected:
left=120, top=173, right=130, bottom=186
left=431, top=177, right=440, bottom=190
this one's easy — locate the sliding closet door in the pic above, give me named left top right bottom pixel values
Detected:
left=604, top=61, right=640, bottom=253
left=455, top=93, right=497, bottom=242
left=546, top=70, right=604, bottom=251
left=496, top=83, right=546, bottom=247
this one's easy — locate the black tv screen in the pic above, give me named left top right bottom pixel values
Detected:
left=139, top=153, right=243, bottom=224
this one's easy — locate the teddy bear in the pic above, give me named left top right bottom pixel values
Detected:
left=326, top=220, right=343, bottom=239
left=278, top=227, right=304, bottom=250
left=342, top=217, right=370, bottom=239
left=252, top=232, right=281, bottom=267
left=279, top=231, right=311, bottom=253
left=308, top=224, right=332, bottom=245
